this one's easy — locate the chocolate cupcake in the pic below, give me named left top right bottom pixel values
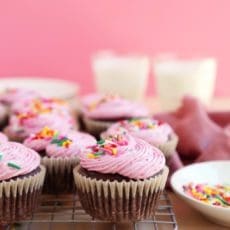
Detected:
left=102, top=118, right=178, bottom=158
left=80, top=93, right=149, bottom=137
left=73, top=134, right=168, bottom=221
left=0, top=142, right=46, bottom=225
left=24, top=128, right=96, bottom=193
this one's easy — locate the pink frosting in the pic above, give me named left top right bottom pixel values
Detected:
left=6, top=111, right=75, bottom=140
left=11, top=97, right=71, bottom=115
left=0, top=132, right=8, bottom=142
left=0, top=142, right=40, bottom=181
left=79, top=134, right=165, bottom=179
left=81, top=93, right=149, bottom=119
left=0, top=88, right=40, bottom=106
left=102, top=118, right=174, bottom=146
left=46, top=131, right=96, bottom=158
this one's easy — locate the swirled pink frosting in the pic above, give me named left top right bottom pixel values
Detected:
left=81, top=93, right=149, bottom=119
left=0, top=132, right=8, bottom=142
left=102, top=118, right=174, bottom=146
left=0, top=142, right=40, bottom=181
left=46, top=131, right=96, bottom=158
left=0, top=88, right=41, bottom=106
left=79, top=134, right=165, bottom=179
left=6, top=111, right=75, bottom=140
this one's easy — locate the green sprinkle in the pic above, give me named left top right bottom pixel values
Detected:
left=7, top=162, right=21, bottom=170
left=97, top=139, right=105, bottom=145
left=94, top=151, right=104, bottom=156
left=0, top=154, right=3, bottom=160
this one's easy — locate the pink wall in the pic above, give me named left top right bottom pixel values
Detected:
left=0, top=0, right=229, bottom=96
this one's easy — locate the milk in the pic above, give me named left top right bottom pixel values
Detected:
left=92, top=52, right=150, bottom=101
left=153, top=57, right=217, bottom=111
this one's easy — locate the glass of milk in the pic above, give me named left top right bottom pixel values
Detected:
left=153, top=55, right=217, bottom=111
left=92, top=51, right=150, bottom=101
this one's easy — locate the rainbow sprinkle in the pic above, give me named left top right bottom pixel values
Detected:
left=32, top=126, right=58, bottom=140
left=7, top=162, right=21, bottom=170
left=51, top=135, right=73, bottom=148
left=183, top=183, right=230, bottom=208
left=120, top=118, right=164, bottom=130
left=87, top=94, right=119, bottom=111
left=86, top=135, right=128, bottom=159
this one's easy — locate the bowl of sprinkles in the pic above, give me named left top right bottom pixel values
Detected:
left=171, top=161, right=230, bottom=227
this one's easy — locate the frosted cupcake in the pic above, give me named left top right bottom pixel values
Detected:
left=0, top=142, right=46, bottom=224
left=81, top=93, right=149, bottom=137
left=73, top=134, right=168, bottom=221
left=102, top=118, right=178, bottom=158
left=4, top=109, right=76, bottom=142
left=38, top=130, right=96, bottom=193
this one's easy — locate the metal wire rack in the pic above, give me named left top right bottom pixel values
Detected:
left=13, top=191, right=177, bottom=230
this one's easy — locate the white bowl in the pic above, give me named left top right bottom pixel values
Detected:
left=171, top=161, right=230, bottom=227
left=0, top=77, right=78, bottom=100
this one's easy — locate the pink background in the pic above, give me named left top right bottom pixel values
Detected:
left=0, top=0, right=229, bottom=96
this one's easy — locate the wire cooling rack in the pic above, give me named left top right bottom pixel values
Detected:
left=12, top=191, right=177, bottom=230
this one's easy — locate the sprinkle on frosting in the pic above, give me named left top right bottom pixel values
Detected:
left=87, top=94, right=119, bottom=111
left=0, top=153, right=3, bottom=160
left=31, top=126, right=58, bottom=140
left=51, top=135, right=73, bottom=148
left=17, top=111, right=37, bottom=124
left=183, top=183, right=230, bottom=208
left=120, top=118, right=164, bottom=130
left=86, top=135, right=129, bottom=159
left=7, top=162, right=21, bottom=170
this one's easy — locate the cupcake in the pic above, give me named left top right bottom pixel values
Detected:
left=25, top=129, right=96, bottom=193
left=0, top=142, right=46, bottom=224
left=101, top=118, right=178, bottom=158
left=81, top=93, right=149, bottom=137
left=0, top=132, right=8, bottom=143
left=73, top=134, right=168, bottom=221
left=4, top=108, right=76, bottom=142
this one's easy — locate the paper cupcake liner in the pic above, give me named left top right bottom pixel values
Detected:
left=42, top=156, right=79, bottom=194
left=82, top=117, right=114, bottom=137
left=0, top=166, right=46, bottom=225
left=157, top=133, right=178, bottom=158
left=73, top=166, right=168, bottom=222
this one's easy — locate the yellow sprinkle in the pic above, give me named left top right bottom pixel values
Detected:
left=111, top=148, right=117, bottom=155
left=87, top=153, right=96, bottom=159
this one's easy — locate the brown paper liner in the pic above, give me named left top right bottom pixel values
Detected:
left=157, top=133, right=178, bottom=158
left=73, top=166, right=169, bottom=222
left=0, top=165, right=46, bottom=225
left=42, top=156, right=79, bottom=194
left=82, top=117, right=114, bottom=137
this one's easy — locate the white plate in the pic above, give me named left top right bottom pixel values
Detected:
left=0, top=77, right=79, bottom=100
left=171, top=161, right=230, bottom=227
